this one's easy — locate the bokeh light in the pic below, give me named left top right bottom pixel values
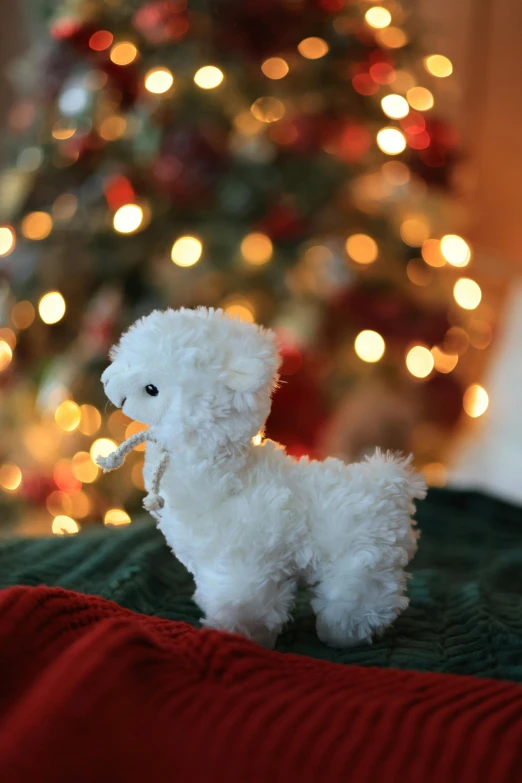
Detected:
left=298, top=37, right=329, bottom=59
left=453, top=278, right=482, bottom=310
left=400, top=217, right=430, bottom=247
left=0, top=463, right=22, bottom=491
left=55, top=400, right=81, bottom=431
left=365, top=7, right=392, bottom=28
left=376, top=127, right=406, bottom=155
left=0, top=226, right=15, bottom=256
left=468, top=320, right=492, bottom=349
left=251, top=97, right=285, bottom=123
left=171, top=236, right=203, bottom=267
left=110, top=42, right=138, bottom=65
left=463, top=384, right=489, bottom=418
left=194, top=65, right=224, bottom=89
left=38, top=292, right=66, bottom=324
left=440, top=234, right=471, bottom=267
left=72, top=451, right=99, bottom=483
left=0, top=328, right=16, bottom=350
left=223, top=298, right=255, bottom=323
left=354, top=330, right=385, bottom=363
left=52, top=194, right=78, bottom=221
left=21, top=211, right=52, bottom=240
left=70, top=491, right=91, bottom=519
left=145, top=67, right=174, bottom=94
left=346, top=234, right=378, bottom=265
left=89, top=30, right=113, bottom=51
left=0, top=341, right=13, bottom=371
left=99, top=115, right=127, bottom=141
left=423, top=462, right=448, bottom=487
left=381, top=94, right=409, bottom=119
left=431, top=346, right=458, bottom=374
left=90, top=438, right=117, bottom=464
left=424, top=54, right=453, bottom=78
left=52, top=516, right=79, bottom=535
left=125, top=421, right=148, bottom=451
left=11, top=300, right=35, bottom=329
left=79, top=405, right=101, bottom=436
left=421, top=238, right=446, bottom=267
left=240, top=233, right=273, bottom=266
left=381, top=161, right=410, bottom=185
left=406, top=87, right=434, bottom=111
left=261, top=58, right=289, bottom=79
left=376, top=27, right=408, bottom=48
left=113, top=204, right=144, bottom=234
left=104, top=508, right=131, bottom=526
left=46, top=490, right=72, bottom=516
left=406, top=345, right=434, bottom=378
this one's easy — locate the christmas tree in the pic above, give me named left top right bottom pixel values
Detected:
left=0, top=0, right=492, bottom=535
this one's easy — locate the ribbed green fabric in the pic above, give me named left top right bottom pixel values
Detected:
left=1, top=488, right=522, bottom=681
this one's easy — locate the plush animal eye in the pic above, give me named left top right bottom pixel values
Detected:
left=145, top=384, right=159, bottom=397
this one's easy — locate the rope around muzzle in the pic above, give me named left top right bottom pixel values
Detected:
left=96, top=429, right=169, bottom=521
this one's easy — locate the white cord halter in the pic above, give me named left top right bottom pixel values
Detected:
left=96, top=429, right=169, bottom=522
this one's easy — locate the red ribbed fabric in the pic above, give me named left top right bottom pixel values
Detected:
left=1, top=586, right=522, bottom=783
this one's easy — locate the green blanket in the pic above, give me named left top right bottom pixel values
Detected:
left=1, top=488, right=522, bottom=681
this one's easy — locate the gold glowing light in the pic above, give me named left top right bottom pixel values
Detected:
left=110, top=42, right=138, bottom=66
left=171, top=236, right=203, bottom=267
left=125, top=421, right=148, bottom=451
left=55, top=400, right=81, bottom=432
left=376, top=27, right=408, bottom=49
left=194, top=65, right=224, bottom=89
left=381, top=161, right=410, bottom=186
left=144, top=67, right=174, bottom=94
left=131, top=462, right=145, bottom=489
left=463, top=384, right=489, bottom=418
left=297, top=37, right=329, bottom=59
left=406, top=346, right=434, bottom=378
left=354, top=330, right=385, bottom=363
left=0, top=328, right=16, bottom=350
left=423, top=462, right=448, bottom=487
left=252, top=433, right=263, bottom=446
left=422, top=238, right=446, bottom=267
left=431, top=346, right=458, bottom=374
left=0, top=463, right=22, bottom=491
left=99, top=115, right=127, bottom=141
left=21, top=211, right=53, bottom=240
left=406, top=87, right=434, bottom=111
left=346, top=234, right=378, bottom=265
left=0, top=341, right=13, bottom=372
left=52, top=515, right=79, bottom=535
left=90, top=438, right=117, bottom=464
left=79, top=404, right=101, bottom=436
left=376, top=127, right=406, bottom=155
left=104, top=508, right=131, bottom=527
left=70, top=491, right=91, bottom=519
left=440, top=234, right=471, bottom=267
left=113, top=204, right=144, bottom=234
left=454, top=278, right=482, bottom=310
left=52, top=123, right=76, bottom=140
left=38, top=292, right=66, bottom=325
left=251, top=97, right=285, bottom=123
left=0, top=226, right=15, bottom=256
left=72, top=451, right=99, bottom=483
left=365, top=6, right=392, bottom=28
left=11, top=300, right=35, bottom=329
left=424, top=54, right=453, bottom=78
left=241, top=233, right=273, bottom=266
left=46, top=491, right=72, bottom=517
left=261, top=57, right=289, bottom=80
left=381, top=94, right=409, bottom=119
left=224, top=299, right=255, bottom=323
left=400, top=217, right=430, bottom=247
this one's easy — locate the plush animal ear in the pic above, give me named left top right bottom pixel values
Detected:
left=224, top=357, right=268, bottom=392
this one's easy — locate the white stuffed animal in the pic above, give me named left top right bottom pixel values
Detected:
left=98, top=307, right=426, bottom=649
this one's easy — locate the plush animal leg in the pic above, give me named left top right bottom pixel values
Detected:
left=194, top=573, right=297, bottom=649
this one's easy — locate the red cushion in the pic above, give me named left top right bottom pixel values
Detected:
left=1, top=586, right=521, bottom=782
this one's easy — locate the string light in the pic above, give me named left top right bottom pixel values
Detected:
left=79, top=405, right=101, bottom=436
left=261, top=58, right=289, bottom=80
left=297, top=37, right=329, bottom=59
left=376, top=27, right=408, bottom=48
left=0, top=328, right=16, bottom=350
left=0, top=463, right=22, bottom=491
left=144, top=67, right=174, bottom=94
left=251, top=97, right=285, bottom=123
left=171, top=236, right=203, bottom=267
left=346, top=234, right=378, bottom=265
left=252, top=433, right=263, bottom=446
left=365, top=7, right=392, bottom=28
left=463, top=384, right=489, bottom=418
left=110, top=42, right=138, bottom=66
left=406, top=87, right=434, bottom=111
left=0, top=226, right=15, bottom=256
left=104, top=508, right=131, bottom=526
left=424, top=54, right=453, bottom=78
left=454, top=278, right=482, bottom=310
left=431, top=346, right=458, bottom=374
left=354, top=330, right=385, bottom=363
left=440, top=234, right=471, bottom=267
left=90, top=438, right=117, bottom=464
left=240, top=233, right=273, bottom=265
left=422, top=238, right=446, bottom=267
left=381, top=94, right=409, bottom=119
left=99, top=115, right=127, bottom=141
left=38, top=292, right=66, bottom=325
left=406, top=346, right=434, bottom=378
left=21, top=211, right=53, bottom=240
left=52, top=516, right=79, bottom=535
left=400, top=217, right=430, bottom=247
left=194, top=66, right=224, bottom=89
left=89, top=30, right=113, bottom=51
left=376, top=127, right=406, bottom=155
left=11, top=300, right=35, bottom=329
left=72, top=451, right=99, bottom=483
left=223, top=297, right=255, bottom=323
left=113, top=204, right=144, bottom=234
left=55, top=400, right=81, bottom=432
left=52, top=123, right=76, bottom=140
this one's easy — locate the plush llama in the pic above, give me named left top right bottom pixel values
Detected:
left=97, top=307, right=426, bottom=649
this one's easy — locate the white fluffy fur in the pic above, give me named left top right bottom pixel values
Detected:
left=101, top=307, right=426, bottom=649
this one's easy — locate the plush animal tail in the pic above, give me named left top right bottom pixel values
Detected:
left=364, top=448, right=427, bottom=502
left=96, top=429, right=169, bottom=520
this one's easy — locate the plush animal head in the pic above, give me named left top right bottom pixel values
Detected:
left=101, top=307, right=281, bottom=451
